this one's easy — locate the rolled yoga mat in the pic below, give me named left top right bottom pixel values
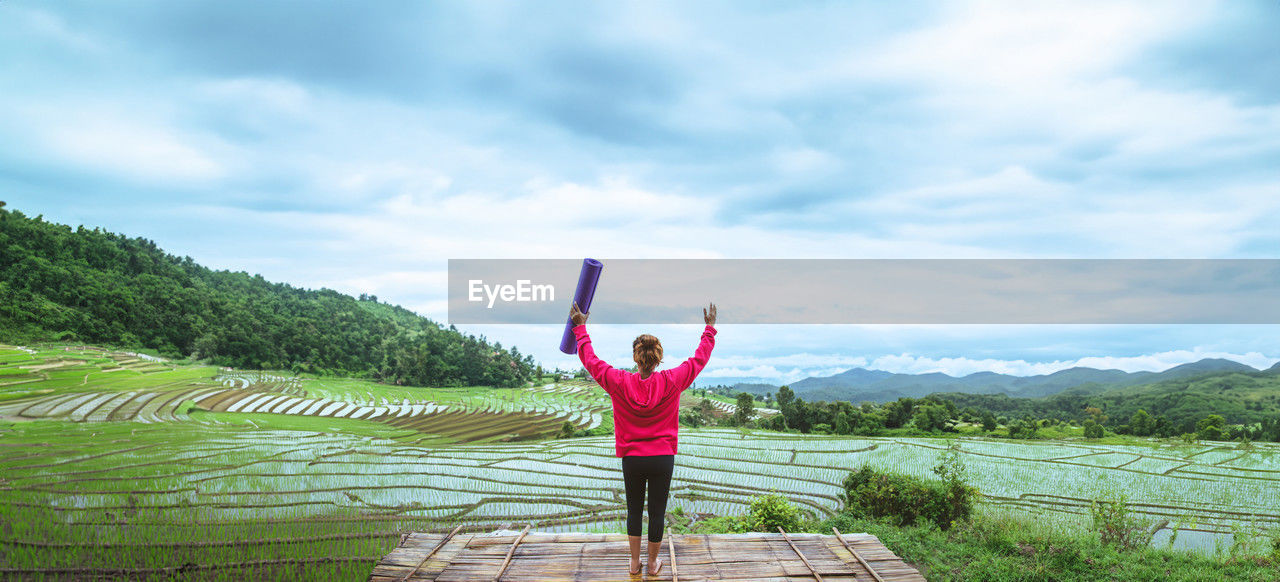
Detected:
left=559, top=258, right=604, bottom=354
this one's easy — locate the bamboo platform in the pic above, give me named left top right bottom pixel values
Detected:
left=370, top=529, right=925, bottom=582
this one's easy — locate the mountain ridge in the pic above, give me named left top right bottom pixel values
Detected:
left=733, top=357, right=1268, bottom=403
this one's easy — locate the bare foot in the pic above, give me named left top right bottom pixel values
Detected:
left=629, top=559, right=641, bottom=575
left=647, top=557, right=663, bottom=576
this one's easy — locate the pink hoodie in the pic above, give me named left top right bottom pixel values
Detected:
left=573, top=324, right=717, bottom=457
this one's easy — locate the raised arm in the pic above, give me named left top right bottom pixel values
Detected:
left=573, top=323, right=623, bottom=397
left=569, top=302, right=623, bottom=397
left=668, top=302, right=717, bottom=391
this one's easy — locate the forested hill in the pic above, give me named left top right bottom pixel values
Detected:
left=936, top=368, right=1280, bottom=436
left=0, top=204, right=536, bottom=387
left=738, top=358, right=1263, bottom=403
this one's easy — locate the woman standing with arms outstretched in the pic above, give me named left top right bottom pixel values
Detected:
left=569, top=301, right=717, bottom=577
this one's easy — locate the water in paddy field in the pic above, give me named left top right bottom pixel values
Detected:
left=5, top=344, right=1280, bottom=576
left=1150, top=528, right=1235, bottom=554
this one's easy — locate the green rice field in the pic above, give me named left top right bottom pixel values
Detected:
left=2, top=344, right=1278, bottom=579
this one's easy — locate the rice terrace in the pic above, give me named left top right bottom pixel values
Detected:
left=3, top=343, right=1279, bottom=579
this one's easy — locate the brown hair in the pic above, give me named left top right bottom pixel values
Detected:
left=632, top=334, right=663, bottom=376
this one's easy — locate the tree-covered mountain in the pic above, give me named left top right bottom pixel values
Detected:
left=0, top=203, right=535, bottom=387
left=737, top=358, right=1263, bottom=403
left=936, top=367, right=1280, bottom=435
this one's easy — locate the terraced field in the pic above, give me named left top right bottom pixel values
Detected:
left=703, top=394, right=780, bottom=417
left=2, top=344, right=1278, bottom=579
left=0, top=346, right=609, bottom=441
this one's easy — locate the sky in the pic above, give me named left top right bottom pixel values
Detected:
left=3, top=1, right=1279, bottom=384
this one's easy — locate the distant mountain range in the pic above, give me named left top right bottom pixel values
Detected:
left=732, top=358, right=1276, bottom=403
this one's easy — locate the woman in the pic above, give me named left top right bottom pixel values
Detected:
left=569, top=301, right=717, bottom=577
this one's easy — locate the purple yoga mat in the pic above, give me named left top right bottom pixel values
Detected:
left=559, top=258, right=604, bottom=354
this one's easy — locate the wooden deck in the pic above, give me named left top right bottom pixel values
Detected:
left=370, top=529, right=925, bottom=582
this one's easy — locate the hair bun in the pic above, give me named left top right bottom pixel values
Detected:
left=632, top=334, right=663, bottom=370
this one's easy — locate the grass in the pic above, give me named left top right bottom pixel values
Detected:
left=819, top=511, right=1279, bottom=581
left=2, top=342, right=1279, bottom=579
left=678, top=503, right=1279, bottom=581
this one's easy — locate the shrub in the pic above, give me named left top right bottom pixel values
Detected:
left=743, top=493, right=803, bottom=532
left=680, top=410, right=707, bottom=428
left=842, top=465, right=976, bottom=530
left=1088, top=491, right=1152, bottom=551
left=689, top=514, right=751, bottom=534
left=665, top=505, right=692, bottom=534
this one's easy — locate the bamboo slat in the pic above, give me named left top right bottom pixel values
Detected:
left=832, top=527, right=886, bottom=582
left=778, top=527, right=824, bottom=582
left=398, top=524, right=462, bottom=582
left=491, top=524, right=531, bottom=582
left=668, top=535, right=678, bottom=582
left=369, top=531, right=925, bottom=582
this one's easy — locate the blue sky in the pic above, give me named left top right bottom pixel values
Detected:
left=3, top=1, right=1279, bottom=384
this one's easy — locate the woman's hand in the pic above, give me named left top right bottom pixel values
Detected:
left=570, top=301, right=589, bottom=326
left=704, top=302, right=717, bottom=327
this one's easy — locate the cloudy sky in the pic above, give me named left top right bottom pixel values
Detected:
left=4, top=1, right=1279, bottom=384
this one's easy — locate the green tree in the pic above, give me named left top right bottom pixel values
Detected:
left=734, top=392, right=755, bottom=426
left=775, top=385, right=795, bottom=428
left=1197, top=414, right=1226, bottom=441
left=834, top=413, right=851, bottom=435
left=1008, top=415, right=1039, bottom=439
left=884, top=398, right=915, bottom=429
left=1130, top=409, right=1155, bottom=437
left=912, top=404, right=951, bottom=432
left=696, top=397, right=716, bottom=417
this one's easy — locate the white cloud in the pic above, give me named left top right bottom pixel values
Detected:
left=198, top=77, right=313, bottom=113
left=9, top=5, right=106, bottom=54
left=5, top=1, right=1280, bottom=381
left=861, top=2, right=1196, bottom=86
left=331, top=270, right=449, bottom=300
left=770, top=147, right=839, bottom=175
left=18, top=105, right=228, bottom=184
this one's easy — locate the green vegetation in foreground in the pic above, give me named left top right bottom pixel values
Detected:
left=819, top=512, right=1279, bottom=582
left=679, top=468, right=1280, bottom=581
left=0, top=205, right=535, bottom=386
left=0, top=419, right=428, bottom=582
left=4, top=342, right=1278, bottom=580
left=1, top=504, right=407, bottom=582
left=686, top=512, right=1280, bottom=580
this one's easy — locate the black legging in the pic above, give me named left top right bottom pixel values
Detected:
left=622, top=454, right=674, bottom=542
